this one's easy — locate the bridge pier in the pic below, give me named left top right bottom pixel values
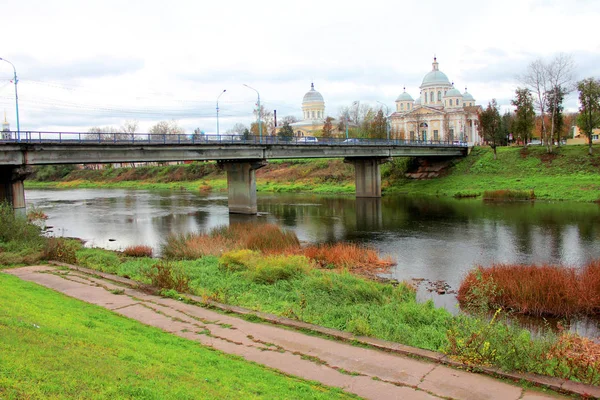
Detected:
left=219, top=160, right=267, bottom=214
left=345, top=157, right=391, bottom=198
left=0, top=166, right=31, bottom=216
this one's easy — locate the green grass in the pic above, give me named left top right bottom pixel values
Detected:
left=0, top=273, right=356, bottom=399
left=384, top=145, right=600, bottom=202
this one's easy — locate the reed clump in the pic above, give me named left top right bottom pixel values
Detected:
left=458, top=261, right=600, bottom=317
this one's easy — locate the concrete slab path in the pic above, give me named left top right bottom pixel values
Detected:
left=5, top=266, right=577, bottom=400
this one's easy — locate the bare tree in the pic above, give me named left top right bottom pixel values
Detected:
left=120, top=120, right=139, bottom=136
left=87, top=125, right=129, bottom=141
left=520, top=53, right=575, bottom=153
left=226, top=123, right=248, bottom=135
left=149, top=120, right=185, bottom=135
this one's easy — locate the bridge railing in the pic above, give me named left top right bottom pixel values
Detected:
left=0, top=131, right=469, bottom=147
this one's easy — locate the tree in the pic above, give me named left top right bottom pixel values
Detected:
left=277, top=121, right=294, bottom=141
left=500, top=111, right=513, bottom=145
left=252, top=105, right=274, bottom=136
left=546, top=86, right=566, bottom=145
left=120, top=120, right=138, bottom=136
left=281, top=115, right=298, bottom=125
left=520, top=53, right=574, bottom=153
left=576, top=77, right=600, bottom=155
left=511, top=88, right=536, bottom=146
left=149, top=120, right=185, bottom=135
left=479, top=99, right=503, bottom=160
left=322, top=116, right=334, bottom=138
left=226, top=123, right=248, bottom=135
left=87, top=125, right=128, bottom=141
left=368, top=109, right=387, bottom=139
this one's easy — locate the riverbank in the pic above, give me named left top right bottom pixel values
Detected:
left=1, top=204, right=599, bottom=387
left=26, top=144, right=600, bottom=202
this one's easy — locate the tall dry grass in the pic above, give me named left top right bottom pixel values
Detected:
left=458, top=261, right=600, bottom=317
left=301, top=243, right=395, bottom=273
left=162, top=223, right=299, bottom=260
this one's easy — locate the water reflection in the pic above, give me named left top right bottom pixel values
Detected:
left=26, top=188, right=600, bottom=335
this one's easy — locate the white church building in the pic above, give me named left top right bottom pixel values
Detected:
left=390, top=57, right=481, bottom=145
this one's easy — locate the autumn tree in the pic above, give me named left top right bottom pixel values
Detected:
left=368, top=109, right=387, bottom=139
left=322, top=116, right=334, bottom=138
left=576, top=77, right=600, bottom=155
left=511, top=88, right=536, bottom=146
left=277, top=121, right=294, bottom=141
left=479, top=99, right=503, bottom=159
left=252, top=105, right=274, bottom=136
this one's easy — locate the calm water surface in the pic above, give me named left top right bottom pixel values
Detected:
left=26, top=188, right=600, bottom=336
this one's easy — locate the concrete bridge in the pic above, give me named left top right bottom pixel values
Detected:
left=0, top=132, right=468, bottom=214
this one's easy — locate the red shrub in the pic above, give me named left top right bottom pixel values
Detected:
left=458, top=261, right=600, bottom=317
left=123, top=245, right=153, bottom=258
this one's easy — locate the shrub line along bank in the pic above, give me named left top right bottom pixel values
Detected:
left=49, top=261, right=600, bottom=399
left=25, top=145, right=600, bottom=202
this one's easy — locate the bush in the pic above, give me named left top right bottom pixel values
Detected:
left=123, top=245, right=153, bottom=258
left=143, top=261, right=190, bottom=292
left=219, top=250, right=311, bottom=284
left=43, top=238, right=80, bottom=264
left=0, top=202, right=43, bottom=247
left=302, top=243, right=394, bottom=272
left=76, top=248, right=121, bottom=273
left=247, top=255, right=312, bottom=284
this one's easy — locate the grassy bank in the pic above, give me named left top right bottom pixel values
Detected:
left=25, top=144, right=600, bottom=202
left=0, top=273, right=354, bottom=399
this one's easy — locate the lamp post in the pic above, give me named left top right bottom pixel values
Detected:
left=216, top=89, right=226, bottom=136
left=377, top=101, right=390, bottom=142
left=0, top=58, right=20, bottom=141
left=243, top=84, right=261, bottom=142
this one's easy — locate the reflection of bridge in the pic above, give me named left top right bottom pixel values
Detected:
left=1, top=132, right=468, bottom=215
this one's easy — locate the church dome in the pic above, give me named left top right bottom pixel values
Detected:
left=444, top=87, right=463, bottom=97
left=421, top=57, right=451, bottom=87
left=462, top=88, right=474, bottom=101
left=414, top=96, right=421, bottom=105
left=303, top=83, right=324, bottom=103
left=396, top=89, right=413, bottom=102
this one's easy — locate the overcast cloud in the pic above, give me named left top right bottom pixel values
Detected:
left=0, top=0, right=599, bottom=133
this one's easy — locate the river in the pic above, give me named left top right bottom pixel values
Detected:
left=26, top=188, right=600, bottom=336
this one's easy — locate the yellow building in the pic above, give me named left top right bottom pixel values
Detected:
left=289, top=83, right=334, bottom=137
left=566, top=126, right=600, bottom=145
left=390, top=58, right=481, bottom=145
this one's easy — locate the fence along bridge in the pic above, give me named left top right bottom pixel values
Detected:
left=0, top=131, right=468, bottom=215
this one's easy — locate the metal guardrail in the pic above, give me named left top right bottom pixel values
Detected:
left=0, top=131, right=469, bottom=147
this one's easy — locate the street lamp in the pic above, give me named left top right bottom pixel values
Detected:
left=243, top=84, right=262, bottom=142
left=0, top=57, right=20, bottom=141
left=216, top=89, right=226, bottom=136
left=377, top=101, right=390, bottom=142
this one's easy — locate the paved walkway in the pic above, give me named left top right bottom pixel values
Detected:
left=5, top=266, right=578, bottom=400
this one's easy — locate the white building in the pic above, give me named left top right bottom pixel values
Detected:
left=390, top=58, right=481, bottom=145
left=290, top=83, right=329, bottom=136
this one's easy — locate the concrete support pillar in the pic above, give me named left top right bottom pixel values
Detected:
left=0, top=166, right=31, bottom=216
left=345, top=157, right=390, bottom=198
left=219, top=160, right=267, bottom=214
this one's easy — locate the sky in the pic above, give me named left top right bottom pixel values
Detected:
left=1, top=0, right=599, bottom=135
